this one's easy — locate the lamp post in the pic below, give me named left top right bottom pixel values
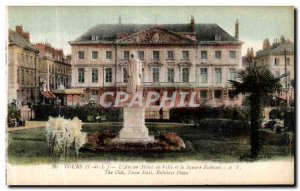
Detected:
left=284, top=50, right=289, bottom=107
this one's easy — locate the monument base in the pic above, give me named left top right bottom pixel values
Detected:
left=112, top=107, right=156, bottom=144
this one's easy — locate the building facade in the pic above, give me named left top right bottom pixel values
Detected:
left=35, top=42, right=72, bottom=92
left=8, top=26, right=39, bottom=104
left=68, top=18, right=243, bottom=107
left=255, top=39, right=295, bottom=105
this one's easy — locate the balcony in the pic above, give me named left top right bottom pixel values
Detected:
left=115, top=82, right=197, bottom=88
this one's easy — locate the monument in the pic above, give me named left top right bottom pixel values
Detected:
left=113, top=53, right=155, bottom=143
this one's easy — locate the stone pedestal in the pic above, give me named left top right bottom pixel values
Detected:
left=112, top=107, right=155, bottom=143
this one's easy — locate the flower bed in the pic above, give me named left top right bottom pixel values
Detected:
left=81, top=131, right=186, bottom=152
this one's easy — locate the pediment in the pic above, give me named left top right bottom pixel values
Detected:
left=116, top=26, right=196, bottom=44
left=148, top=60, right=163, bottom=66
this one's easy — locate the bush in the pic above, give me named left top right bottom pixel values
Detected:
left=269, top=108, right=284, bottom=119
left=268, top=107, right=295, bottom=132
left=7, top=102, right=21, bottom=127
left=46, top=116, right=86, bottom=157
left=169, top=106, right=247, bottom=123
left=195, top=118, right=250, bottom=136
left=283, top=109, right=295, bottom=132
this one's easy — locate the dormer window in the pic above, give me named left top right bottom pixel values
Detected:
left=92, top=35, right=99, bottom=41
left=215, top=34, right=222, bottom=41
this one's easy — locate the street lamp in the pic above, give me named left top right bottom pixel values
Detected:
left=284, top=50, right=290, bottom=107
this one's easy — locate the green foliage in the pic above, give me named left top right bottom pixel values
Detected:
left=283, top=108, right=295, bottom=132
left=268, top=107, right=295, bottom=132
left=33, top=104, right=122, bottom=122
left=7, top=102, right=21, bottom=127
left=169, top=106, right=247, bottom=123
left=229, top=66, right=283, bottom=97
left=195, top=118, right=250, bottom=136
left=269, top=108, right=285, bottom=119
left=229, top=66, right=284, bottom=159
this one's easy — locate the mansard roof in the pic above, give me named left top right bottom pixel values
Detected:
left=8, top=29, right=39, bottom=52
left=69, top=23, right=242, bottom=45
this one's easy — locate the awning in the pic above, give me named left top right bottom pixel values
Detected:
left=52, top=88, right=85, bottom=95
left=41, top=91, right=56, bottom=99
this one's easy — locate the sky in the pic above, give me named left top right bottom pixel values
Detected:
left=7, top=6, right=294, bottom=56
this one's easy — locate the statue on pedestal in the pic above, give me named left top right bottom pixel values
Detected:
left=112, top=52, right=155, bottom=143
left=127, top=54, right=142, bottom=94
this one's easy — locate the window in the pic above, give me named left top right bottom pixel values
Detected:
left=92, top=35, right=98, bottom=41
left=92, top=68, right=98, bottom=83
left=30, top=71, right=33, bottom=85
left=78, top=68, right=84, bottom=83
left=123, top=68, right=128, bottom=83
left=21, top=54, right=24, bottom=63
left=138, top=51, right=144, bottom=60
left=152, top=68, right=160, bottom=82
left=139, top=68, right=144, bottom=83
left=200, top=90, right=207, bottom=99
left=78, top=51, right=84, bottom=59
left=286, top=58, right=290, bottom=66
left=200, top=68, right=208, bottom=83
left=167, top=51, right=174, bottom=60
left=215, top=68, right=222, bottom=83
left=26, top=70, right=29, bottom=85
left=92, top=51, right=98, bottom=59
left=274, top=58, right=279, bottom=66
left=215, top=51, right=221, bottom=60
left=21, top=69, right=25, bottom=84
left=228, top=90, right=236, bottom=100
left=106, top=51, right=112, bottom=59
left=123, top=51, right=129, bottom=60
left=182, top=68, right=189, bottom=82
left=167, top=68, right=174, bottom=82
left=201, top=51, right=208, bottom=59
left=229, top=68, right=236, bottom=81
left=153, top=51, right=160, bottom=60
left=215, top=34, right=222, bottom=41
left=182, top=51, right=189, bottom=60
left=214, top=90, right=222, bottom=99
left=229, top=51, right=236, bottom=59
left=105, top=68, right=112, bottom=83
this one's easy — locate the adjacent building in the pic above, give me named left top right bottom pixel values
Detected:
left=8, top=26, right=39, bottom=104
left=35, top=43, right=71, bottom=91
left=68, top=17, right=243, bottom=107
left=255, top=38, right=295, bottom=105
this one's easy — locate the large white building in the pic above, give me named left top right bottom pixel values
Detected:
left=68, top=17, right=243, bottom=107
left=255, top=39, right=295, bottom=105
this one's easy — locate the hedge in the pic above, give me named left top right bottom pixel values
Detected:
left=195, top=118, right=250, bottom=135
left=169, top=106, right=247, bottom=123
left=33, top=104, right=122, bottom=122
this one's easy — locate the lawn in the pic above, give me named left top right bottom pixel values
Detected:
left=7, top=124, right=293, bottom=164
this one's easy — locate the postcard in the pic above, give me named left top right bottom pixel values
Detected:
left=6, top=6, right=295, bottom=185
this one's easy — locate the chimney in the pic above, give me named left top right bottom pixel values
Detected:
left=23, top=32, right=30, bottom=42
left=235, top=19, right=239, bottom=39
left=190, top=15, right=195, bottom=32
left=16, top=25, right=24, bottom=36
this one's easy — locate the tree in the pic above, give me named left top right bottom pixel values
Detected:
left=229, top=66, right=283, bottom=159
